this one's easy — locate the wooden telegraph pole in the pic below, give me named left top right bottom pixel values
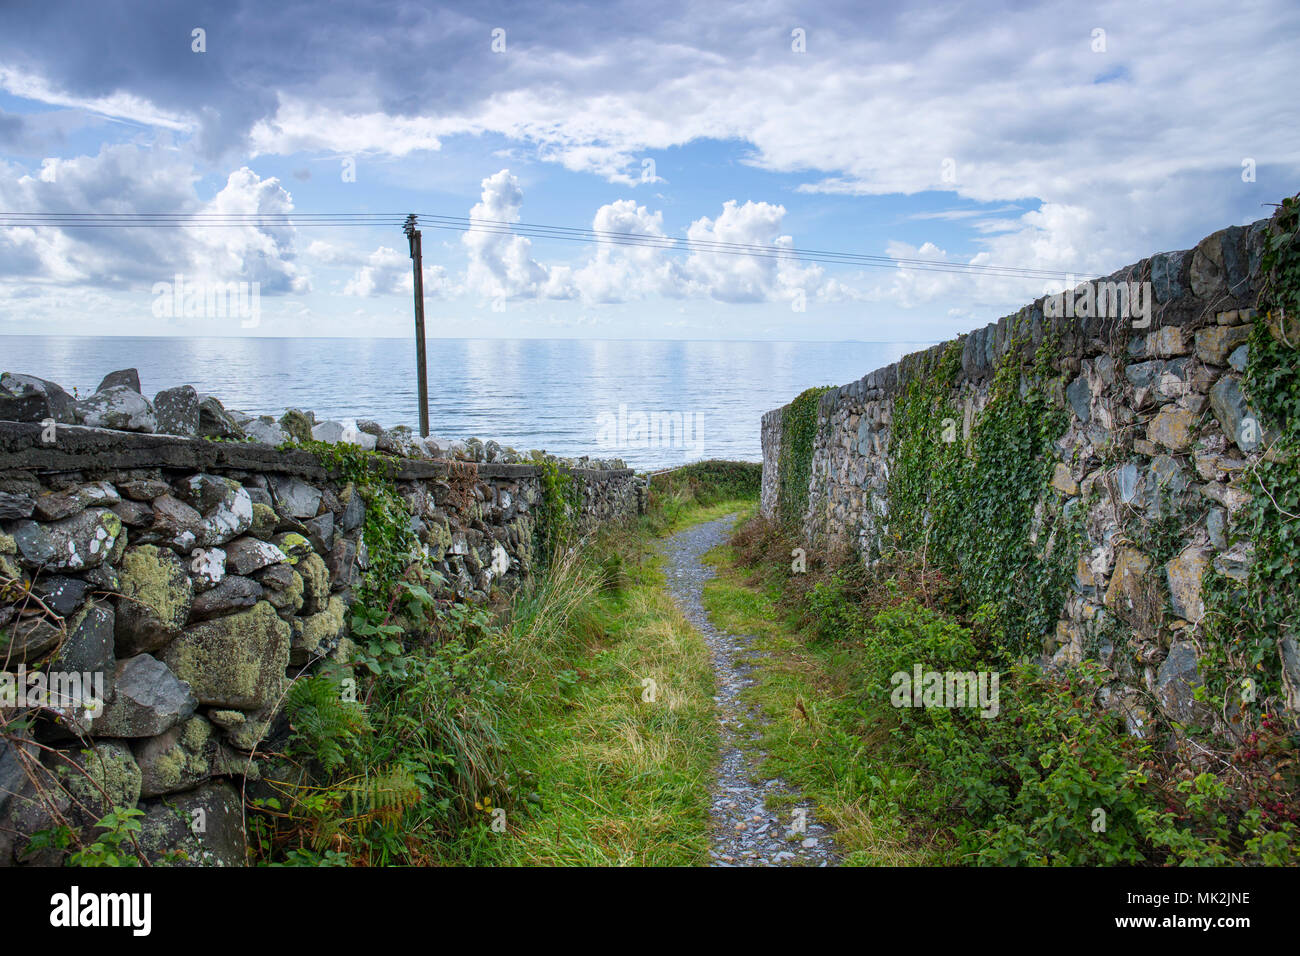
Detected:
left=404, top=213, right=430, bottom=437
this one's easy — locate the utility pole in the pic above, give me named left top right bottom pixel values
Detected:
left=404, top=213, right=430, bottom=438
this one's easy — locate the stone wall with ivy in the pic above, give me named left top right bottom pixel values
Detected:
left=761, top=206, right=1300, bottom=742
left=0, top=419, right=639, bottom=865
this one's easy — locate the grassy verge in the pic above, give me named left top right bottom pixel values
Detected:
left=711, top=514, right=1299, bottom=867
left=439, top=497, right=749, bottom=865
left=699, top=530, right=937, bottom=866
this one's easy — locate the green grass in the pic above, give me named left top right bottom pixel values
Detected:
left=700, top=538, right=939, bottom=866
left=436, top=498, right=753, bottom=865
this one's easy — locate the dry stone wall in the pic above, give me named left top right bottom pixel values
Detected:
left=0, top=387, right=640, bottom=866
left=761, top=214, right=1297, bottom=737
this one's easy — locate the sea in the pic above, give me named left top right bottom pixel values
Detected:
left=0, top=337, right=925, bottom=470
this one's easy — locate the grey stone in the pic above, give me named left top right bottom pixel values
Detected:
left=96, top=368, right=141, bottom=394
left=139, top=494, right=204, bottom=551
left=244, top=418, right=287, bottom=445
left=132, top=715, right=238, bottom=797
left=311, top=419, right=377, bottom=450
left=119, top=479, right=171, bottom=501
left=198, top=395, right=245, bottom=440
left=10, top=507, right=123, bottom=571
left=115, top=544, right=194, bottom=656
left=153, top=385, right=200, bottom=437
left=76, top=385, right=158, bottom=432
left=94, top=654, right=197, bottom=738
left=189, top=574, right=263, bottom=621
left=224, top=536, right=288, bottom=575
left=33, top=575, right=90, bottom=617
left=161, top=600, right=290, bottom=709
left=1149, top=249, right=1186, bottom=303
left=32, top=480, right=119, bottom=521
left=1066, top=374, right=1091, bottom=423
left=0, top=615, right=62, bottom=664
left=187, top=546, right=226, bottom=592
left=1209, top=374, right=1262, bottom=452
left=52, top=601, right=116, bottom=686
left=177, top=474, right=253, bottom=547
left=0, top=373, right=77, bottom=424
left=268, top=475, right=322, bottom=519
left=137, top=780, right=246, bottom=866
left=1155, top=641, right=1206, bottom=725
left=0, top=491, right=35, bottom=519
left=1228, top=344, right=1248, bottom=372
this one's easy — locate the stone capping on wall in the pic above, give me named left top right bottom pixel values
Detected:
left=0, top=421, right=634, bottom=483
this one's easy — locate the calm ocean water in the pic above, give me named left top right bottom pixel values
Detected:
left=0, top=337, right=923, bottom=469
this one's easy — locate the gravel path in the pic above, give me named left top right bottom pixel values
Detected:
left=660, top=514, right=837, bottom=867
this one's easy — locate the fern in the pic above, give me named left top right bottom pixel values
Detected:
left=286, top=673, right=370, bottom=773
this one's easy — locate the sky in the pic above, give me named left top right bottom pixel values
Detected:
left=0, top=0, right=1297, bottom=342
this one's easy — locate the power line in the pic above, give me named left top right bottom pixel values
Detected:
left=0, top=210, right=1096, bottom=281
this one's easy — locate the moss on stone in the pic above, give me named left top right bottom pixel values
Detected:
left=161, top=600, right=289, bottom=709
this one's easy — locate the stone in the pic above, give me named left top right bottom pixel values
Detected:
left=187, top=546, right=226, bottom=592
left=249, top=501, right=279, bottom=538
left=33, top=481, right=120, bottom=521
left=1207, top=508, right=1227, bottom=550
left=177, top=474, right=253, bottom=547
left=297, top=552, right=330, bottom=615
left=51, top=601, right=116, bottom=689
left=76, top=385, right=157, bottom=432
left=189, top=574, right=263, bottom=621
left=33, top=575, right=90, bottom=617
left=1212, top=542, right=1254, bottom=582
left=57, top=740, right=141, bottom=819
left=1050, top=462, right=1078, bottom=495
left=270, top=531, right=312, bottom=563
left=119, top=479, right=171, bottom=501
left=1209, top=374, right=1261, bottom=453
left=1146, top=405, right=1197, bottom=451
left=94, top=654, right=197, bottom=738
left=244, top=419, right=287, bottom=445
left=137, top=780, right=247, bottom=866
left=152, top=385, right=200, bottom=437
left=278, top=409, right=313, bottom=443
left=10, top=508, right=123, bottom=571
left=224, top=536, right=288, bottom=575
left=0, top=615, right=63, bottom=664
left=256, top=562, right=304, bottom=617
left=1115, top=463, right=1141, bottom=503
left=96, top=368, right=141, bottom=393
left=268, top=475, right=322, bottom=519
left=141, top=494, right=204, bottom=552
left=1166, top=546, right=1210, bottom=622
left=1065, top=374, right=1091, bottom=423
left=1147, top=325, right=1189, bottom=358
left=340, top=485, right=366, bottom=532
left=304, top=512, right=335, bottom=553
left=111, top=498, right=155, bottom=528
left=0, top=373, right=77, bottom=424
left=290, top=595, right=346, bottom=665
left=1195, top=325, right=1250, bottom=365
left=1155, top=641, right=1206, bottom=726
left=162, top=600, right=290, bottom=709
left=1104, top=547, right=1153, bottom=624
left=115, top=544, right=194, bottom=656
left=0, top=491, right=35, bottom=519
left=1189, top=232, right=1227, bottom=298
left=1228, top=344, right=1248, bottom=372
left=311, top=419, right=377, bottom=450
left=198, top=395, right=245, bottom=440
left=132, top=715, right=239, bottom=797
left=1149, top=250, right=1186, bottom=303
